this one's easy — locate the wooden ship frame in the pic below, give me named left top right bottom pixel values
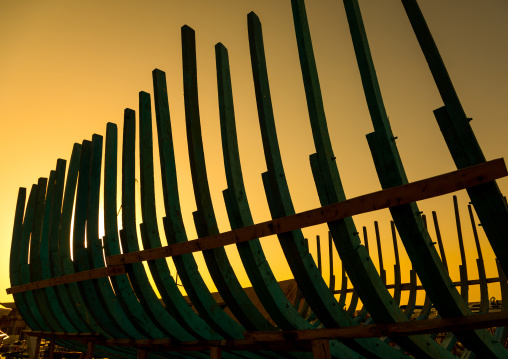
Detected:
left=6, top=0, right=508, bottom=358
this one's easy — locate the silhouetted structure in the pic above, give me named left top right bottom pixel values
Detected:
left=6, top=0, right=508, bottom=358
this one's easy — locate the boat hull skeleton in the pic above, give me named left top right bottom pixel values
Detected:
left=7, top=0, right=508, bottom=358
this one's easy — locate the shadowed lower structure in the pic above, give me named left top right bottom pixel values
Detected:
left=6, top=0, right=508, bottom=358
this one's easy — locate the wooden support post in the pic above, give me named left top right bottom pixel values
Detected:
left=137, top=348, right=147, bottom=359
left=33, top=337, right=42, bottom=359
left=453, top=195, right=469, bottom=302
left=311, top=339, right=331, bottom=359
left=85, top=341, right=94, bottom=359
left=391, top=221, right=401, bottom=305
left=328, top=232, right=334, bottom=292
left=374, top=221, right=385, bottom=284
left=210, top=347, right=222, bottom=359
left=432, top=211, right=448, bottom=272
left=48, top=336, right=55, bottom=359
left=316, top=235, right=322, bottom=275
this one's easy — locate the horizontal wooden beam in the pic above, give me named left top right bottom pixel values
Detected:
left=6, top=265, right=126, bottom=295
left=107, top=159, right=507, bottom=266
left=244, top=311, right=508, bottom=341
left=25, top=331, right=103, bottom=342
left=334, top=276, right=502, bottom=294
left=23, top=311, right=508, bottom=351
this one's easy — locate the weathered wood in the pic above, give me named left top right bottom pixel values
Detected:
left=137, top=89, right=217, bottom=342
left=245, top=311, right=508, bottom=341
left=7, top=266, right=126, bottom=295
left=468, top=204, right=489, bottom=314
left=217, top=41, right=315, bottom=333
left=209, top=347, right=221, bottom=359
left=182, top=25, right=272, bottom=333
left=136, top=348, right=147, bottom=359
left=106, top=159, right=507, bottom=267
left=153, top=67, right=245, bottom=340
left=328, top=232, right=334, bottom=292
left=85, top=342, right=94, bottom=359
left=334, top=276, right=503, bottom=294
left=405, top=0, right=508, bottom=291
left=374, top=221, right=386, bottom=285
left=310, top=340, right=330, bottom=359
left=453, top=195, right=468, bottom=303
left=345, top=0, right=506, bottom=356
left=21, top=311, right=508, bottom=354
left=103, top=120, right=168, bottom=340
left=251, top=6, right=398, bottom=358
left=431, top=211, right=448, bottom=272
left=33, top=337, right=42, bottom=359
left=390, top=221, right=401, bottom=306
left=48, top=336, right=55, bottom=359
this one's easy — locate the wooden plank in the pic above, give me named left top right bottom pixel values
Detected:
left=334, top=276, right=502, bottom=294
left=311, top=340, right=330, bottom=359
left=21, top=312, right=508, bottom=351
left=209, top=347, right=221, bottom=359
left=33, top=337, right=42, bottom=359
left=48, top=336, right=55, bottom=359
left=106, top=159, right=507, bottom=267
left=85, top=342, right=94, bottom=359
left=244, top=311, right=508, bottom=341
left=136, top=348, right=147, bottom=359
left=6, top=266, right=126, bottom=294
left=24, top=331, right=103, bottom=341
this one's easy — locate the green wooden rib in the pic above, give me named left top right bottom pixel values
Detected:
left=57, top=142, right=121, bottom=337
left=182, top=25, right=273, bottom=333
left=52, top=144, right=97, bottom=334
left=83, top=134, right=155, bottom=338
left=10, top=186, right=46, bottom=331
left=390, top=222, right=402, bottom=306
left=135, top=94, right=222, bottom=342
left=52, top=145, right=134, bottom=359
left=468, top=205, right=489, bottom=314
left=431, top=212, right=449, bottom=272
left=216, top=42, right=364, bottom=359
left=152, top=68, right=247, bottom=340
left=32, top=163, right=125, bottom=357
left=44, top=145, right=137, bottom=359
left=401, top=0, right=508, bottom=279
left=453, top=196, right=468, bottom=302
left=30, top=176, right=66, bottom=332
left=72, top=139, right=136, bottom=338
left=494, top=259, right=508, bottom=344
left=38, top=163, right=80, bottom=333
left=48, top=157, right=89, bottom=333
left=343, top=0, right=507, bottom=357
left=351, top=229, right=369, bottom=323
left=290, top=0, right=461, bottom=357
left=248, top=9, right=409, bottom=359
left=81, top=135, right=178, bottom=358
left=16, top=182, right=89, bottom=354
left=102, top=118, right=184, bottom=341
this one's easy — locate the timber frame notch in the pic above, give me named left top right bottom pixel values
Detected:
left=7, top=0, right=508, bottom=358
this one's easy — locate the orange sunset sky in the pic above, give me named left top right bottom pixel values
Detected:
left=0, top=0, right=507, bottom=307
